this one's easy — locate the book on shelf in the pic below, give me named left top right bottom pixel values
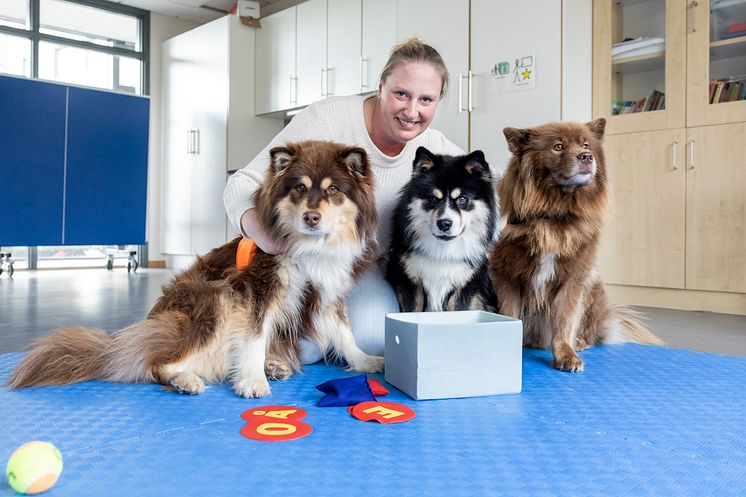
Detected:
left=611, top=36, right=666, bottom=59
left=719, top=29, right=746, bottom=40
left=709, top=75, right=746, bottom=103
left=611, top=89, right=665, bottom=115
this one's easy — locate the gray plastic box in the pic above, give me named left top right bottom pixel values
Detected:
left=384, top=311, right=523, bottom=400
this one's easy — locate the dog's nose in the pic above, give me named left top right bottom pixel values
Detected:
left=437, top=219, right=453, bottom=232
left=303, top=211, right=321, bottom=227
left=578, top=152, right=594, bottom=165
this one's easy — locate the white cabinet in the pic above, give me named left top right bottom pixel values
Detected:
left=162, top=16, right=282, bottom=258
left=397, top=0, right=569, bottom=171
left=256, top=0, right=396, bottom=115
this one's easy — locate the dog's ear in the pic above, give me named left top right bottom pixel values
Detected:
left=269, top=146, right=296, bottom=175
left=503, top=127, right=532, bottom=155
left=413, top=146, right=436, bottom=174
left=585, top=118, right=606, bottom=140
left=463, top=150, right=491, bottom=179
left=341, top=147, right=369, bottom=181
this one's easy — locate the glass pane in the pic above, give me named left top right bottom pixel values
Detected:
left=40, top=0, right=140, bottom=51
left=38, top=40, right=141, bottom=93
left=610, top=0, right=667, bottom=115
left=37, top=245, right=137, bottom=269
left=0, top=0, right=29, bottom=29
left=0, top=32, right=31, bottom=76
left=709, top=0, right=746, bottom=104
left=0, top=247, right=27, bottom=272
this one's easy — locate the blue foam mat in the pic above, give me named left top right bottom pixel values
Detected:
left=1, top=344, right=745, bottom=496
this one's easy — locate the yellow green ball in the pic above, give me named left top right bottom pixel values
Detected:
left=5, top=442, right=63, bottom=494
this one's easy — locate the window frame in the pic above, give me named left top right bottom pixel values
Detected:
left=0, top=0, right=150, bottom=95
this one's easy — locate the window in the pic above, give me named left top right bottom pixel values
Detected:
left=0, top=0, right=148, bottom=94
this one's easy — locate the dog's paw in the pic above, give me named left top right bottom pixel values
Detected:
left=170, top=372, right=205, bottom=394
left=553, top=352, right=584, bottom=372
left=348, top=354, right=385, bottom=374
left=233, top=377, right=272, bottom=398
left=575, top=336, right=589, bottom=351
left=264, top=357, right=293, bottom=381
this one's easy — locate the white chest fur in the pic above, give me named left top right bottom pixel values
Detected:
left=403, top=252, right=475, bottom=311
left=532, top=252, right=557, bottom=293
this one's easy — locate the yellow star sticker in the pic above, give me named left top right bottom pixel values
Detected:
left=522, top=69, right=532, bottom=80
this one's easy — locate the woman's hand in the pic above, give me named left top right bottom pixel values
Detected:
left=240, top=208, right=284, bottom=254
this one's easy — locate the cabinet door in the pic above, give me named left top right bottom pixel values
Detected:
left=470, top=0, right=561, bottom=171
left=686, top=124, right=746, bottom=292
left=0, top=76, right=66, bottom=246
left=65, top=87, right=149, bottom=245
left=256, top=7, right=297, bottom=114
left=592, top=0, right=687, bottom=134
left=327, top=0, right=362, bottom=97
left=396, top=0, right=469, bottom=152
left=162, top=34, right=195, bottom=255
left=686, top=0, right=746, bottom=126
left=296, top=0, right=327, bottom=106
left=598, top=129, right=686, bottom=288
left=361, top=0, right=396, bottom=93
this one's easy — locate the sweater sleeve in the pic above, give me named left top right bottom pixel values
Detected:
left=223, top=104, right=333, bottom=235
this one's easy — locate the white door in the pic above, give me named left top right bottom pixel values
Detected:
left=396, top=0, right=469, bottom=152
left=361, top=0, right=397, bottom=93
left=256, top=7, right=297, bottom=114
left=469, top=0, right=562, bottom=174
left=327, top=0, right=362, bottom=97
left=296, top=0, right=327, bottom=106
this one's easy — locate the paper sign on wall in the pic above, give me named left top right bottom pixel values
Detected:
left=490, top=54, right=536, bottom=94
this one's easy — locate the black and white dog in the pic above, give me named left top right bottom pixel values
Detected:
left=386, top=146, right=501, bottom=312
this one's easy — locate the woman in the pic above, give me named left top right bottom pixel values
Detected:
left=224, top=38, right=464, bottom=361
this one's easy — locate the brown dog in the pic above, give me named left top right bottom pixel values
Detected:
left=489, top=118, right=661, bottom=372
left=9, top=141, right=384, bottom=396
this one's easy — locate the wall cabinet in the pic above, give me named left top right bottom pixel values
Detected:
left=0, top=75, right=149, bottom=247
left=255, top=0, right=396, bottom=115
left=161, top=15, right=282, bottom=259
left=594, top=0, right=746, bottom=307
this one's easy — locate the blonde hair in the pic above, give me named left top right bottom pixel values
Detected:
left=378, top=38, right=449, bottom=98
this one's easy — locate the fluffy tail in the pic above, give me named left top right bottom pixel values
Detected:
left=8, top=326, right=113, bottom=388
left=611, top=306, right=664, bottom=345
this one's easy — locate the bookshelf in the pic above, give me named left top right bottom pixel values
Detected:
left=593, top=0, right=746, bottom=313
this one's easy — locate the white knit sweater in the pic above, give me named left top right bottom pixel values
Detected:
left=223, top=94, right=464, bottom=255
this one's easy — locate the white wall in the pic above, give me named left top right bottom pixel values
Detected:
left=147, top=13, right=199, bottom=264
left=562, top=0, right=593, bottom=122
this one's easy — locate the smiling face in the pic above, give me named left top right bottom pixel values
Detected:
left=373, top=62, right=443, bottom=153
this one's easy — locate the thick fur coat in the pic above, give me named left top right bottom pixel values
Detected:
left=489, top=119, right=661, bottom=372
left=386, top=147, right=499, bottom=312
left=9, top=141, right=384, bottom=397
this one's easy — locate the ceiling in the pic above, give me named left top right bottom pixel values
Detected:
left=111, top=0, right=296, bottom=24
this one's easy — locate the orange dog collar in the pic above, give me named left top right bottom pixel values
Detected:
left=236, top=238, right=257, bottom=270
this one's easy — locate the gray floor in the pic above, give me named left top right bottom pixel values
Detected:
left=1, top=268, right=745, bottom=357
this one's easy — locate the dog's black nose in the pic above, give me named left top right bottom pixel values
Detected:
left=437, top=219, right=453, bottom=232
left=578, top=152, right=593, bottom=165
left=303, top=211, right=321, bottom=227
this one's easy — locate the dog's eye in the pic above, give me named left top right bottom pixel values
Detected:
left=428, top=196, right=440, bottom=205
left=295, top=184, right=307, bottom=193
left=327, top=185, right=338, bottom=195
left=456, top=195, right=469, bottom=207
left=553, top=143, right=564, bottom=152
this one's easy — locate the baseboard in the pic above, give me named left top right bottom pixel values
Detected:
left=147, top=260, right=166, bottom=268
left=606, top=285, right=746, bottom=316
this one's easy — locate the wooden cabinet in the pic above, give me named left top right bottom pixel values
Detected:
left=594, top=0, right=746, bottom=310
left=161, top=16, right=281, bottom=258
left=256, top=0, right=396, bottom=115
left=0, top=74, right=149, bottom=247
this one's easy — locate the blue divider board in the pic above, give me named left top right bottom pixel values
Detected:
left=1, top=344, right=744, bottom=497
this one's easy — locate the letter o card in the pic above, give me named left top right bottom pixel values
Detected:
left=240, top=406, right=312, bottom=442
left=348, top=401, right=416, bottom=424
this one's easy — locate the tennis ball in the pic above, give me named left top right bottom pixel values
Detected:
left=5, top=441, right=63, bottom=494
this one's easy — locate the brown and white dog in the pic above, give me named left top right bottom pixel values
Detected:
left=489, top=118, right=661, bottom=372
left=8, top=141, right=384, bottom=397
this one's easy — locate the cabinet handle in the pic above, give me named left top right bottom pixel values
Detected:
left=671, top=141, right=678, bottom=170
left=360, top=57, right=369, bottom=92
left=458, top=72, right=463, bottom=113
left=687, top=140, right=695, bottom=169
left=195, top=129, right=200, bottom=155
left=290, top=76, right=297, bottom=105
left=468, top=70, right=474, bottom=112
left=187, top=129, right=191, bottom=154
left=326, top=67, right=333, bottom=96
left=321, top=67, right=327, bottom=97
left=690, top=1, right=699, bottom=32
